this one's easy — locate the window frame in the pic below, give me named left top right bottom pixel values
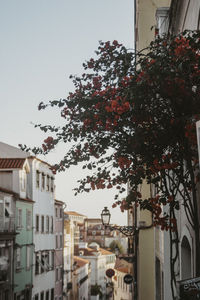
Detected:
left=17, top=208, right=22, bottom=229
left=46, top=216, right=49, bottom=233
left=36, top=170, right=40, bottom=188
left=16, top=247, right=21, bottom=270
left=26, top=245, right=31, bottom=270
left=36, top=214, right=39, bottom=232
left=26, top=209, right=32, bottom=230
left=46, top=175, right=50, bottom=191
left=41, top=215, right=44, bottom=233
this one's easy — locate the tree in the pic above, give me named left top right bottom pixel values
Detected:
left=21, top=30, right=200, bottom=297
left=109, top=240, right=124, bottom=254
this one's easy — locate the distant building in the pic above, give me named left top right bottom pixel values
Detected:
left=73, top=256, right=90, bottom=300
left=63, top=211, right=86, bottom=299
left=113, top=258, right=133, bottom=300
left=75, top=242, right=116, bottom=299
left=65, top=211, right=86, bottom=246
left=79, top=218, right=128, bottom=251
left=54, top=199, right=65, bottom=300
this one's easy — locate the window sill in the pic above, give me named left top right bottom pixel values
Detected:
left=16, top=267, right=23, bottom=273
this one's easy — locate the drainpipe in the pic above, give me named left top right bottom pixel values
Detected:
left=133, top=202, right=138, bottom=300
left=62, top=203, right=67, bottom=299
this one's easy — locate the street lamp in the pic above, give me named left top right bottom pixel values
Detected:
left=101, top=206, right=138, bottom=300
left=101, top=206, right=111, bottom=226
left=101, top=207, right=137, bottom=237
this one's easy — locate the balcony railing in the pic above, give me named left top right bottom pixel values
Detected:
left=0, top=217, right=15, bottom=233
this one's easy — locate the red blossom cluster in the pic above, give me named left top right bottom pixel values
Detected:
left=174, top=36, right=190, bottom=56
left=42, top=136, right=54, bottom=152
left=117, top=156, right=132, bottom=169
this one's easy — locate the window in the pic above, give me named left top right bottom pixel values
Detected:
left=40, top=291, right=44, bottom=300
left=16, top=247, right=21, bottom=269
left=41, top=216, right=44, bottom=233
left=35, top=252, right=40, bottom=275
left=56, top=235, right=58, bottom=249
left=42, top=173, right=45, bottom=190
left=46, top=175, right=50, bottom=191
left=50, top=289, right=54, bottom=300
left=46, top=252, right=50, bottom=270
left=156, top=7, right=169, bottom=37
left=26, top=209, right=32, bottom=230
left=36, top=215, right=39, bottom=232
left=60, top=235, right=62, bottom=248
left=46, top=216, right=49, bottom=233
left=41, top=252, right=45, bottom=273
left=50, top=177, right=54, bottom=192
left=35, top=295, right=39, bottom=300
left=21, top=170, right=26, bottom=190
left=17, top=208, right=22, bottom=229
left=51, top=216, right=53, bottom=233
left=26, top=246, right=31, bottom=270
left=56, top=268, right=59, bottom=281
left=55, top=208, right=58, bottom=218
left=60, top=208, right=62, bottom=218
left=36, top=170, right=40, bottom=188
left=45, top=290, right=49, bottom=300
left=51, top=252, right=54, bottom=270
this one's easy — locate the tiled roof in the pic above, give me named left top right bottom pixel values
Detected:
left=85, top=218, right=102, bottom=222
left=74, top=246, right=114, bottom=257
left=19, top=197, right=34, bottom=203
left=0, top=158, right=26, bottom=169
left=65, top=211, right=87, bottom=217
left=74, top=256, right=89, bottom=268
left=115, top=266, right=129, bottom=274
left=99, top=248, right=114, bottom=255
left=75, top=247, right=96, bottom=256
left=0, top=187, right=17, bottom=196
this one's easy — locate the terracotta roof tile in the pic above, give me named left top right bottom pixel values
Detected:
left=0, top=187, right=17, bottom=196
left=65, top=211, right=87, bottom=217
left=0, top=158, right=26, bottom=169
left=99, top=248, right=114, bottom=255
left=74, top=256, right=89, bottom=268
left=74, top=247, right=96, bottom=256
left=115, top=266, right=129, bottom=274
left=74, top=245, right=114, bottom=257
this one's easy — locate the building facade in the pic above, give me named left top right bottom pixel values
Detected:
left=54, top=199, right=64, bottom=300
left=0, top=188, right=16, bottom=300
left=75, top=242, right=116, bottom=299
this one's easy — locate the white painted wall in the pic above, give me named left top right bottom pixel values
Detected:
left=29, top=158, right=56, bottom=298
left=77, top=263, right=90, bottom=300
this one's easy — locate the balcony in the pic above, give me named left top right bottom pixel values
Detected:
left=0, top=217, right=15, bottom=233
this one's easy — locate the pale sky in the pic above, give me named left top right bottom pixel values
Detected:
left=0, top=0, right=134, bottom=225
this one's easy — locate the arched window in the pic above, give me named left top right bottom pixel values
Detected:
left=181, top=236, right=191, bottom=280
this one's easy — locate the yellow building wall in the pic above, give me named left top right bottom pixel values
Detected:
left=135, top=1, right=171, bottom=300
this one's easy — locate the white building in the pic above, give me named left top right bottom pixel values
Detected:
left=75, top=242, right=116, bottom=299
left=0, top=142, right=56, bottom=299
left=74, top=256, right=90, bottom=300
left=30, top=157, right=56, bottom=299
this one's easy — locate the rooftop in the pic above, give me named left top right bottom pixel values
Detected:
left=65, top=211, right=87, bottom=217
left=0, top=158, right=26, bottom=169
left=74, top=256, right=89, bottom=268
